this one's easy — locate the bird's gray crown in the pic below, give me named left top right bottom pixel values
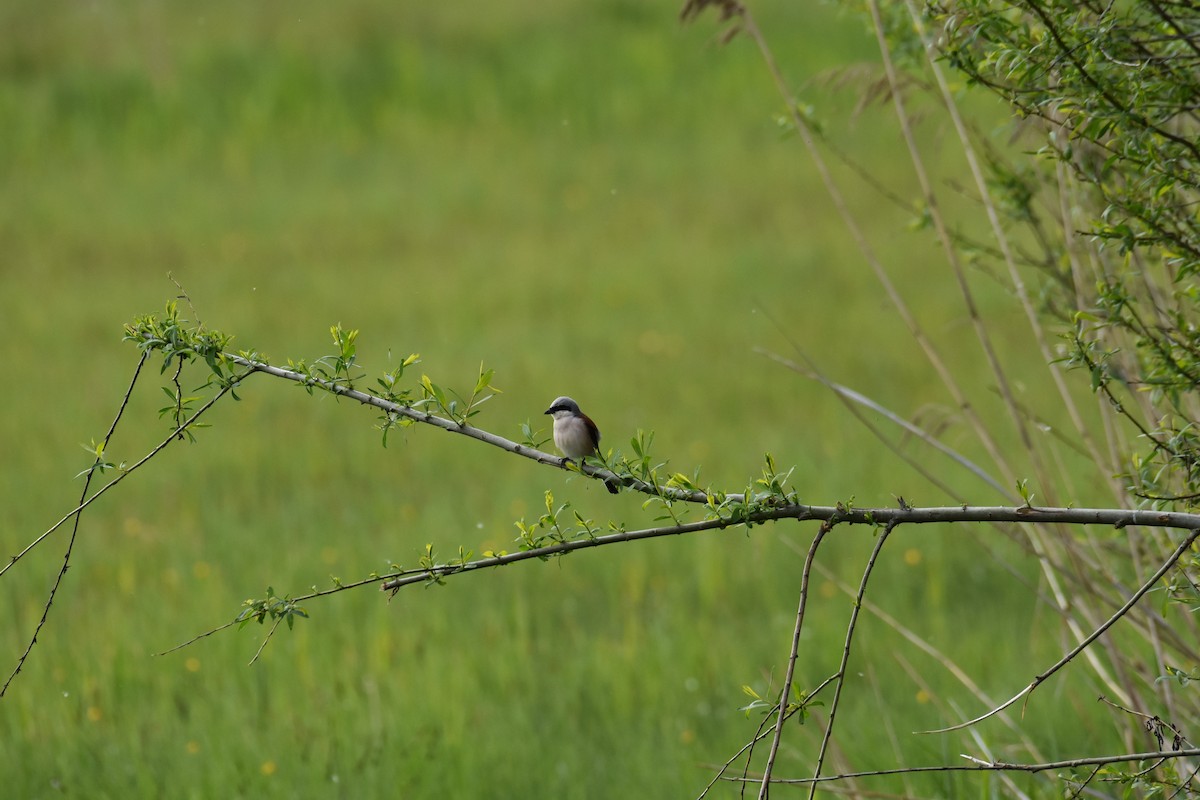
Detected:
left=545, top=396, right=581, bottom=415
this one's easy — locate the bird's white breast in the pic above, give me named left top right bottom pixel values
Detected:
left=553, top=416, right=596, bottom=460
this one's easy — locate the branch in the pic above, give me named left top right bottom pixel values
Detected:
left=1023, top=0, right=1200, bottom=163
left=2, top=367, right=252, bottom=581
left=805, top=522, right=897, bottom=800
left=253, top=502, right=1200, bottom=600
left=155, top=514, right=801, bottom=658
left=694, top=673, right=838, bottom=800
left=918, top=527, right=1200, bottom=734
left=758, top=522, right=831, bottom=799
left=723, top=748, right=1200, bottom=785
left=218, top=350, right=705, bottom=503
left=161, top=496, right=1200, bottom=669
left=378, top=515, right=765, bottom=594
left=3, top=364, right=252, bottom=694
left=141, top=313, right=1200, bottom=535
left=1, top=352, right=149, bottom=696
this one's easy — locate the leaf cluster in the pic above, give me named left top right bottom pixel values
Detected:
left=513, top=490, right=618, bottom=554
left=236, top=586, right=309, bottom=632
left=702, top=453, right=800, bottom=528
left=924, top=1, right=1200, bottom=508
left=124, top=301, right=240, bottom=392
left=740, top=682, right=824, bottom=725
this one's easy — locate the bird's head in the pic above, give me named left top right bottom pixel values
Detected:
left=544, top=396, right=581, bottom=419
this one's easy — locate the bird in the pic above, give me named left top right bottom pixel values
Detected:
left=544, top=396, right=619, bottom=493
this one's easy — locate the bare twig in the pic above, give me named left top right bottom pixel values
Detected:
left=723, top=748, right=1200, bottom=785
left=757, top=522, right=831, bottom=799
left=2, top=368, right=253, bottom=581
left=919, top=527, right=1200, bottom=734
left=247, top=617, right=283, bottom=667
left=154, top=502, right=1200, bottom=666
left=3, top=365, right=252, bottom=695
left=809, top=558, right=1048, bottom=763
left=2, top=352, right=147, bottom=697
left=806, top=522, right=897, bottom=799
left=153, top=620, right=240, bottom=658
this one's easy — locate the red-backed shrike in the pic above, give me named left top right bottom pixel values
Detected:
left=544, top=396, right=619, bottom=493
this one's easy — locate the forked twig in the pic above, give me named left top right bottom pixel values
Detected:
left=2, top=367, right=253, bottom=581
left=2, top=364, right=252, bottom=695
left=2, top=353, right=146, bottom=694
left=805, top=521, right=898, bottom=800
left=695, top=673, right=838, bottom=800
left=809, top=557, right=1047, bottom=763
left=757, top=521, right=832, bottom=799
left=735, top=673, right=839, bottom=800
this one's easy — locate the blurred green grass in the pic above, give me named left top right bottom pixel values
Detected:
left=1, top=1, right=1120, bottom=797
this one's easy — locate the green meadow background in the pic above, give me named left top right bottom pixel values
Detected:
left=1, top=1, right=1118, bottom=797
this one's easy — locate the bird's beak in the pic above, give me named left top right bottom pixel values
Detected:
left=543, top=407, right=552, bottom=415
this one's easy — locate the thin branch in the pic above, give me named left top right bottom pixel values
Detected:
left=1099, top=695, right=1195, bottom=750
left=698, top=725, right=773, bottom=800
left=2, top=368, right=254, bottom=580
left=739, top=674, right=842, bottom=800
left=918, top=527, right=1200, bottom=734
left=378, top=515, right=776, bottom=595
left=1166, top=759, right=1200, bottom=800
left=1066, top=763, right=1104, bottom=799
left=722, top=748, right=1200, bottom=785
left=1, top=352, right=146, bottom=696
left=157, top=501, right=1200, bottom=659
left=961, top=714, right=1034, bottom=800
left=153, top=620, right=239, bottom=657
left=247, top=617, right=283, bottom=667
left=695, top=673, right=838, bottom=800
left=216, top=350, right=701, bottom=503
left=758, top=522, right=831, bottom=800
left=2, top=363, right=251, bottom=696
left=808, top=558, right=1048, bottom=763
left=807, top=522, right=897, bottom=800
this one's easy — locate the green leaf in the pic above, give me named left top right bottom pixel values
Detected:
left=474, top=366, right=495, bottom=395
